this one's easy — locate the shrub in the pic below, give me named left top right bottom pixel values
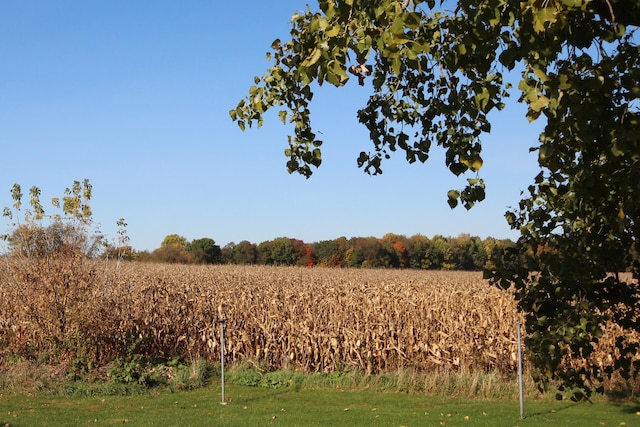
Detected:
left=0, top=180, right=127, bottom=364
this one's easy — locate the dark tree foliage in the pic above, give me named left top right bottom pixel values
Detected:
left=187, top=238, right=221, bottom=264
left=231, top=240, right=260, bottom=264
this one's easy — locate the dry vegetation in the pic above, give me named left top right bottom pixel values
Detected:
left=0, top=262, right=636, bottom=386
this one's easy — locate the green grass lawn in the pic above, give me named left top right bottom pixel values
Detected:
left=1, top=381, right=638, bottom=427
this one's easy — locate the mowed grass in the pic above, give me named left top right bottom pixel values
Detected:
left=1, top=381, right=638, bottom=427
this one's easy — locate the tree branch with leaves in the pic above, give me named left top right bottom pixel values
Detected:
left=231, top=0, right=640, bottom=398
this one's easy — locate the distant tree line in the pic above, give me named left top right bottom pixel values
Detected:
left=131, top=233, right=516, bottom=271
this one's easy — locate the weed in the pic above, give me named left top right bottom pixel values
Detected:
left=170, top=359, right=213, bottom=391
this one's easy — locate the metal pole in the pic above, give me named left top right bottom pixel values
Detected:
left=220, top=319, right=227, bottom=405
left=517, top=322, right=524, bottom=419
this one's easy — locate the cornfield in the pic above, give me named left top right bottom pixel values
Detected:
left=0, top=262, right=636, bottom=380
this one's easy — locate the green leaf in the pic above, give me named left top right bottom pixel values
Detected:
left=447, top=190, right=460, bottom=209
left=301, top=48, right=322, bottom=67
left=326, top=60, right=348, bottom=86
left=393, top=31, right=411, bottom=45
left=499, top=44, right=519, bottom=69
left=533, top=68, right=549, bottom=83
left=474, top=88, right=490, bottom=112
left=449, top=162, right=467, bottom=176
left=403, top=12, right=422, bottom=29
left=530, top=94, right=549, bottom=111
left=311, top=148, right=322, bottom=166
left=526, top=108, right=542, bottom=122
left=325, top=25, right=340, bottom=37
left=538, top=144, right=554, bottom=160
left=470, top=157, right=483, bottom=171
left=532, top=8, right=558, bottom=33
left=357, top=152, right=369, bottom=168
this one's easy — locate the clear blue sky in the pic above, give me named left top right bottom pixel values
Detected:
left=1, top=1, right=542, bottom=251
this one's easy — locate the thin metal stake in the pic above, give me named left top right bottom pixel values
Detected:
left=517, top=322, right=524, bottom=419
left=220, top=319, right=227, bottom=405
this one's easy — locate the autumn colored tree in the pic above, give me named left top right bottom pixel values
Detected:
left=328, top=236, right=349, bottom=266
left=214, top=233, right=509, bottom=269
left=288, top=238, right=315, bottom=266
left=313, top=239, right=343, bottom=266
left=162, top=234, right=188, bottom=248
left=303, top=244, right=316, bottom=266
left=391, top=241, right=408, bottom=268
left=152, top=234, right=191, bottom=264
left=382, top=233, right=410, bottom=268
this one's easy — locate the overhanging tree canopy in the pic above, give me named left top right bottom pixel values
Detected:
left=231, top=0, right=640, bottom=397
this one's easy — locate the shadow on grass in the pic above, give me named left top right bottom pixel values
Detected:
left=223, top=386, right=293, bottom=405
left=610, top=402, right=640, bottom=414
left=522, top=402, right=579, bottom=419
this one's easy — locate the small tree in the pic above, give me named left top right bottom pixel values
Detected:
left=161, top=234, right=188, bottom=248
left=0, top=180, right=125, bottom=361
left=2, top=180, right=102, bottom=258
left=102, top=218, right=132, bottom=266
left=151, top=234, right=192, bottom=263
